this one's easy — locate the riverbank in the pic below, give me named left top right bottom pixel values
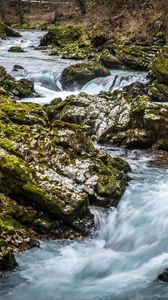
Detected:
left=0, top=26, right=168, bottom=298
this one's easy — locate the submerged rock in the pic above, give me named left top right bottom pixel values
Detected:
left=158, top=269, right=168, bottom=282
left=8, top=46, right=25, bottom=53
left=60, top=62, right=110, bottom=90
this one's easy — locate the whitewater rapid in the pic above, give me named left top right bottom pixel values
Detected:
left=1, top=148, right=168, bottom=300
left=1, top=30, right=168, bottom=300
left=0, top=30, right=148, bottom=103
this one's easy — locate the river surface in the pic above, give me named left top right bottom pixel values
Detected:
left=0, top=31, right=168, bottom=300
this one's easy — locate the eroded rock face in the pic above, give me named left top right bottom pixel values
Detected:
left=60, top=62, right=110, bottom=90
left=0, top=94, right=129, bottom=270
left=50, top=91, right=168, bottom=150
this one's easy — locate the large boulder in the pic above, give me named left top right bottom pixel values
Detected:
left=8, top=46, right=25, bottom=53
left=60, top=62, right=110, bottom=90
left=0, top=94, right=129, bottom=270
left=50, top=91, right=168, bottom=150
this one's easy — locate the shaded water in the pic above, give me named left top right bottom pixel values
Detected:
left=0, top=31, right=168, bottom=299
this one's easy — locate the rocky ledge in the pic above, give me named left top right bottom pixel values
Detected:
left=40, top=24, right=162, bottom=70
left=0, top=87, right=130, bottom=271
left=48, top=90, right=168, bottom=150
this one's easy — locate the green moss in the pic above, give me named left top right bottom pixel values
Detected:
left=61, top=62, right=110, bottom=90
left=8, top=46, right=25, bottom=53
left=151, top=46, right=168, bottom=84
left=40, top=25, right=84, bottom=47
left=0, top=138, right=14, bottom=151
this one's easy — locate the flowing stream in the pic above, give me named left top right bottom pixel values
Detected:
left=0, top=30, right=168, bottom=299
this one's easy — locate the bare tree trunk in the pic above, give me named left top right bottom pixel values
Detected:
left=17, top=0, right=24, bottom=24
left=75, top=0, right=86, bottom=15
left=0, top=0, right=6, bottom=21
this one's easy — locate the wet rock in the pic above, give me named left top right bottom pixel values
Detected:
left=8, top=46, right=25, bottom=53
left=158, top=269, right=168, bottom=282
left=51, top=91, right=168, bottom=150
left=0, top=94, right=129, bottom=268
left=13, top=65, right=24, bottom=72
left=0, top=247, right=17, bottom=271
left=0, top=66, right=34, bottom=98
left=123, top=81, right=148, bottom=98
left=60, top=62, right=110, bottom=90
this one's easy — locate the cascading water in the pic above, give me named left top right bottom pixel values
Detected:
left=0, top=30, right=148, bottom=104
left=1, top=148, right=168, bottom=300
left=1, top=30, right=168, bottom=300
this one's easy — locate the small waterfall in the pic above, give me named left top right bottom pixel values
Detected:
left=81, top=72, right=148, bottom=95
left=29, top=70, right=62, bottom=91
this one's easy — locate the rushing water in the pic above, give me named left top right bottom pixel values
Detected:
left=1, top=31, right=168, bottom=299
left=0, top=30, right=148, bottom=103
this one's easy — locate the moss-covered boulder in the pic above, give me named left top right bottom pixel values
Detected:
left=8, top=46, right=25, bottom=53
left=0, top=22, right=21, bottom=39
left=60, top=62, right=110, bottom=90
left=50, top=91, right=168, bottom=150
left=0, top=94, right=130, bottom=270
left=150, top=46, right=168, bottom=84
left=0, top=66, right=34, bottom=98
left=40, top=24, right=92, bottom=60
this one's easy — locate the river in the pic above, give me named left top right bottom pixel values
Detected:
left=0, top=30, right=168, bottom=300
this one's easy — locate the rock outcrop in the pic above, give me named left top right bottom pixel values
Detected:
left=40, top=24, right=161, bottom=70
left=0, top=91, right=129, bottom=271
left=50, top=91, right=168, bottom=150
